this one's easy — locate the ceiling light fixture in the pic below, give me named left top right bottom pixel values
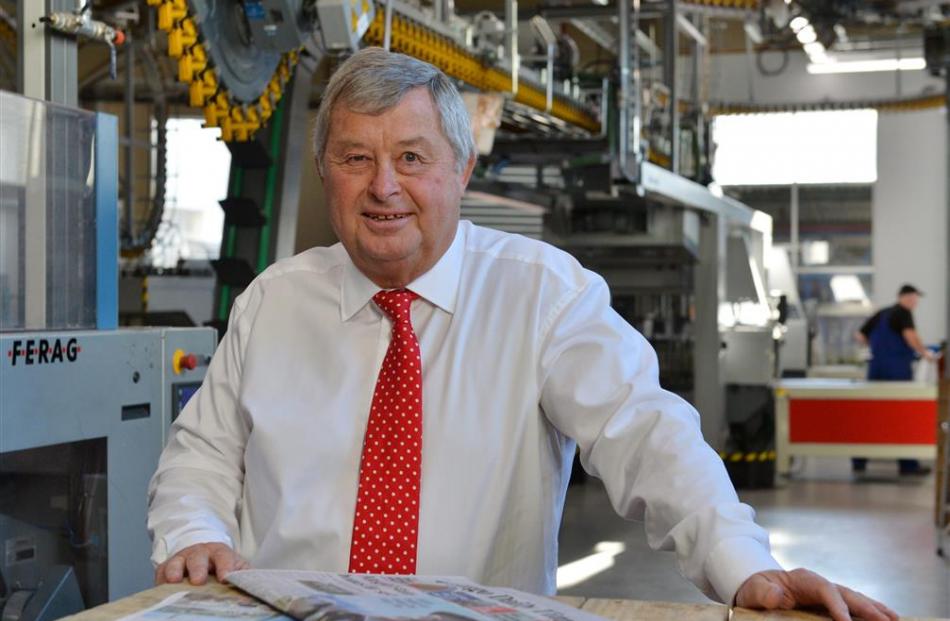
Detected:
left=796, top=25, right=817, bottom=44
left=789, top=16, right=809, bottom=33
left=806, top=57, right=927, bottom=74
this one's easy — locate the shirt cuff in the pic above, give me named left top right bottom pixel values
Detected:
left=704, top=536, right=783, bottom=604
left=152, top=530, right=234, bottom=566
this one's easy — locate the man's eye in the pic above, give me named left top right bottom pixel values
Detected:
left=403, top=152, right=421, bottom=163
left=345, top=155, right=368, bottom=163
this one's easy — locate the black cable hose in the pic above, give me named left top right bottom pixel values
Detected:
left=756, top=46, right=789, bottom=77
left=120, top=40, right=168, bottom=254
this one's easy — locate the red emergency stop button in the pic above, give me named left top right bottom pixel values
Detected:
left=172, top=349, right=200, bottom=375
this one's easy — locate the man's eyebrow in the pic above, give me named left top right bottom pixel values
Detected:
left=326, top=139, right=369, bottom=152
left=395, top=136, right=435, bottom=149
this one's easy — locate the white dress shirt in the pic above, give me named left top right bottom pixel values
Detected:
left=148, top=220, right=781, bottom=603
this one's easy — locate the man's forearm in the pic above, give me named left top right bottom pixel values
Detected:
left=902, top=329, right=930, bottom=357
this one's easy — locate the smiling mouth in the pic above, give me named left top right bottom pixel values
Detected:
left=364, top=213, right=410, bottom=221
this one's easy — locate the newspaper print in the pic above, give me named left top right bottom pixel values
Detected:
left=225, top=570, right=606, bottom=621
left=116, top=589, right=292, bottom=621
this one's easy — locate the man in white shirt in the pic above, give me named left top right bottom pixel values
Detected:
left=148, top=47, right=896, bottom=619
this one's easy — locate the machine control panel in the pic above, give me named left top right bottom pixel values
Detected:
left=0, top=326, right=217, bottom=614
left=171, top=348, right=209, bottom=375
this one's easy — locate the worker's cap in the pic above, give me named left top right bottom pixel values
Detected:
left=899, top=284, right=924, bottom=296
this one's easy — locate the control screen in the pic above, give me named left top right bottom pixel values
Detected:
left=171, top=382, right=201, bottom=422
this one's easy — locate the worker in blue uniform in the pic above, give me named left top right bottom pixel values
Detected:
left=853, top=284, right=937, bottom=475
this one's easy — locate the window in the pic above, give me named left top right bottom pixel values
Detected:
left=712, top=109, right=878, bottom=186
left=150, top=119, right=231, bottom=267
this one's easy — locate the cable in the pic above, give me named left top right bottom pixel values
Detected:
left=755, top=46, right=789, bottom=77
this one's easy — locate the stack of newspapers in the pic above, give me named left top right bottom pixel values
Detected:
left=120, top=570, right=606, bottom=621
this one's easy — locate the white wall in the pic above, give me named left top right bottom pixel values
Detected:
left=707, top=52, right=948, bottom=345
left=874, top=109, right=948, bottom=345
left=705, top=51, right=943, bottom=104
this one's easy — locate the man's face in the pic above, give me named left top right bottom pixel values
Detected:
left=899, top=293, right=920, bottom=310
left=321, top=88, right=475, bottom=288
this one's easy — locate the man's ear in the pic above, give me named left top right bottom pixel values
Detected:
left=459, top=154, right=477, bottom=189
left=315, top=158, right=324, bottom=181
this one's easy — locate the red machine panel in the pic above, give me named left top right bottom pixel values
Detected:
left=789, top=399, right=937, bottom=444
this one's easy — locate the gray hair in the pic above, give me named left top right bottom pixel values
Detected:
left=313, top=47, right=477, bottom=174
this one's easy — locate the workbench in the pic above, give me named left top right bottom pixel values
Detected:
left=774, top=379, right=938, bottom=475
left=60, top=581, right=946, bottom=621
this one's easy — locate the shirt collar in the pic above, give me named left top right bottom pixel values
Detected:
left=340, top=223, right=466, bottom=321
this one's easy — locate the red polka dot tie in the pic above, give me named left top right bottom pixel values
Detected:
left=348, top=289, right=423, bottom=575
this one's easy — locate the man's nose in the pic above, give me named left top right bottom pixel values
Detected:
left=368, top=161, right=400, bottom=201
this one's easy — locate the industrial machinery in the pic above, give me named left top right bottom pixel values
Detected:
left=767, top=246, right=808, bottom=378
left=119, top=261, right=217, bottom=328
left=7, top=0, right=782, bottom=489
left=0, top=91, right=215, bottom=619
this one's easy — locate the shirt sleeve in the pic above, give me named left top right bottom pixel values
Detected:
left=537, top=274, right=781, bottom=603
left=146, top=285, right=259, bottom=564
left=889, top=306, right=915, bottom=332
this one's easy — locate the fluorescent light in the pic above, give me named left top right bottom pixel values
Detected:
left=807, top=57, right=927, bottom=74
left=796, top=25, right=817, bottom=44
left=789, top=16, right=809, bottom=33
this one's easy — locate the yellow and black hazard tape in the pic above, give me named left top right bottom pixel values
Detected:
left=146, top=0, right=301, bottom=142
left=719, top=450, right=777, bottom=463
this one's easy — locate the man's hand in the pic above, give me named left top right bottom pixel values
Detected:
left=736, top=569, right=898, bottom=621
left=155, top=542, right=250, bottom=586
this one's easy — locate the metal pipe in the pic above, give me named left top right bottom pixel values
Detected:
left=676, top=11, right=706, bottom=46
left=744, top=23, right=755, bottom=102
left=691, top=14, right=700, bottom=105
left=618, top=0, right=630, bottom=179
left=437, top=0, right=453, bottom=24
left=570, top=19, right=614, bottom=51
left=691, top=13, right=703, bottom=178
left=545, top=42, right=554, bottom=112
left=618, top=0, right=641, bottom=183
left=945, top=74, right=949, bottom=379
left=384, top=0, right=394, bottom=50
left=505, top=0, right=518, bottom=94
left=664, top=0, right=679, bottom=175
left=539, top=4, right=662, bottom=20
left=124, top=36, right=134, bottom=245
left=895, top=24, right=903, bottom=97
left=790, top=183, right=799, bottom=270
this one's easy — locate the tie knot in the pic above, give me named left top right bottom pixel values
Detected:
left=373, top=289, right=418, bottom=323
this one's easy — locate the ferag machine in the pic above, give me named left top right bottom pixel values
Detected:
left=0, top=92, right=216, bottom=619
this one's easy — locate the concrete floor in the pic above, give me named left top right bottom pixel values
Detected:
left=557, top=459, right=950, bottom=617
